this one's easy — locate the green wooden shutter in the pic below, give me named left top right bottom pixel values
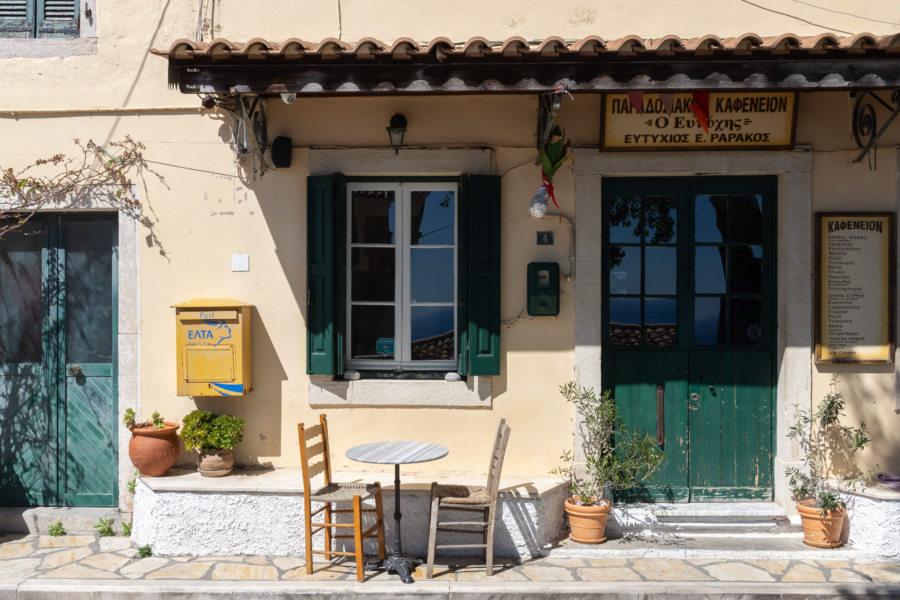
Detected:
left=464, top=174, right=501, bottom=376
left=457, top=176, right=469, bottom=375
left=307, top=174, right=339, bottom=375
left=36, top=0, right=77, bottom=37
left=0, top=0, right=33, bottom=36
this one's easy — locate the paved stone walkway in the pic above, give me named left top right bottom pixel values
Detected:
left=1, top=532, right=899, bottom=587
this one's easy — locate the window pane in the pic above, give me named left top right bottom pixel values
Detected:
left=0, top=221, right=43, bottom=363
left=351, top=248, right=394, bottom=301
left=695, top=195, right=727, bottom=242
left=695, top=246, right=726, bottom=294
left=410, top=191, right=454, bottom=245
left=644, top=196, right=677, bottom=244
left=351, top=190, right=395, bottom=244
left=645, top=247, right=676, bottom=295
left=66, top=220, right=114, bottom=364
left=730, top=194, right=763, bottom=243
left=730, top=246, right=762, bottom=294
left=609, top=246, right=640, bottom=295
left=350, top=305, right=394, bottom=360
left=609, top=298, right=640, bottom=346
left=410, top=248, right=454, bottom=303
left=731, top=297, right=762, bottom=345
left=608, top=195, right=641, bottom=243
left=695, top=297, right=726, bottom=345
left=644, top=298, right=677, bottom=346
left=411, top=306, right=454, bottom=360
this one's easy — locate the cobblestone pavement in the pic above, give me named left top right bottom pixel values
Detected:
left=1, top=532, right=899, bottom=586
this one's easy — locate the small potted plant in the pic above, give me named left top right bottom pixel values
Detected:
left=785, top=375, right=872, bottom=548
left=124, top=408, right=180, bottom=477
left=180, top=409, right=246, bottom=477
left=554, top=382, right=665, bottom=543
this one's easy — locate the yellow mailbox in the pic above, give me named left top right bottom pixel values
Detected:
left=175, top=299, right=252, bottom=396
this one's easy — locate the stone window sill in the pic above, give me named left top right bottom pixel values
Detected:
left=0, top=37, right=97, bottom=59
left=308, top=374, right=491, bottom=408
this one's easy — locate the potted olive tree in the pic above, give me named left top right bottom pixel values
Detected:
left=785, top=375, right=872, bottom=548
left=554, top=382, right=665, bottom=543
left=124, top=408, right=180, bottom=477
left=180, top=409, right=246, bottom=477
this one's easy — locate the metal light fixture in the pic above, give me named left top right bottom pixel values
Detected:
left=386, top=113, right=407, bottom=154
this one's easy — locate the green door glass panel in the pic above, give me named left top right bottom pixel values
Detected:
left=603, top=177, right=775, bottom=502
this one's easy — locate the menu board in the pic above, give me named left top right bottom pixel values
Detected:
left=816, top=213, right=895, bottom=364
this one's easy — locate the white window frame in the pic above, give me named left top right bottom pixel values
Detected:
left=345, top=180, right=458, bottom=372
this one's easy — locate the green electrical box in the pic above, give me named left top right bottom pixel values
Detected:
left=527, top=262, right=559, bottom=316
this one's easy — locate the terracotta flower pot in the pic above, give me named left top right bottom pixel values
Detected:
left=197, top=449, right=235, bottom=477
left=128, top=422, right=180, bottom=477
left=564, top=497, right=612, bottom=544
left=797, top=499, right=845, bottom=548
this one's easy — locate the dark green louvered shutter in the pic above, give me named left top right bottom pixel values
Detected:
left=307, top=174, right=345, bottom=376
left=0, top=0, right=33, bottom=36
left=37, top=0, right=78, bottom=37
left=462, top=174, right=501, bottom=376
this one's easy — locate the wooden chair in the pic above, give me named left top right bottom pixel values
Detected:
left=425, top=419, right=511, bottom=578
left=298, top=415, right=386, bottom=583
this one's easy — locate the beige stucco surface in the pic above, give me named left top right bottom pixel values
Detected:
left=0, top=0, right=898, bottom=507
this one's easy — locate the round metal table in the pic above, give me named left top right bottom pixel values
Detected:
left=346, top=441, right=448, bottom=583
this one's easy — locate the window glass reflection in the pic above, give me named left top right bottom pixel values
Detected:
left=608, top=195, right=641, bottom=243
left=351, top=190, right=395, bottom=244
left=410, top=248, right=454, bottom=303
left=410, top=191, right=454, bottom=245
left=731, top=297, right=762, bottom=345
left=351, top=248, right=395, bottom=301
left=695, top=297, right=726, bottom=345
left=730, top=246, right=762, bottom=294
left=695, top=195, right=727, bottom=243
left=644, top=298, right=677, bottom=346
left=0, top=220, right=43, bottom=363
left=66, top=220, right=114, bottom=364
left=350, top=306, right=394, bottom=359
left=645, top=247, right=676, bottom=295
left=609, top=246, right=640, bottom=295
left=643, top=196, right=677, bottom=244
left=609, top=298, right=640, bottom=346
left=730, top=194, right=763, bottom=243
left=695, top=246, right=726, bottom=294
left=411, top=306, right=454, bottom=360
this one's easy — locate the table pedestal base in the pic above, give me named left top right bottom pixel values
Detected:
left=367, top=555, right=422, bottom=584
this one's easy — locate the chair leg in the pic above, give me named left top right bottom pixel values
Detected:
left=323, top=502, right=333, bottom=560
left=425, top=491, right=440, bottom=579
left=374, top=486, right=386, bottom=560
left=485, top=506, right=495, bottom=577
left=353, top=495, right=365, bottom=583
left=304, top=502, right=314, bottom=575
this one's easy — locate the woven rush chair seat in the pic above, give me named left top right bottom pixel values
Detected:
left=310, top=482, right=381, bottom=503
left=299, top=415, right=386, bottom=583
left=432, top=484, right=490, bottom=505
left=425, top=419, right=511, bottom=578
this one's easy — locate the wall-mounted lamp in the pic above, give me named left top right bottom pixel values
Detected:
left=386, top=113, right=407, bottom=154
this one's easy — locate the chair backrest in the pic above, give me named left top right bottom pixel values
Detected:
left=298, top=414, right=332, bottom=497
left=485, top=419, right=511, bottom=501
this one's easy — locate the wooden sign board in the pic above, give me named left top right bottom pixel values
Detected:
left=815, top=213, right=895, bottom=364
left=601, top=92, right=796, bottom=150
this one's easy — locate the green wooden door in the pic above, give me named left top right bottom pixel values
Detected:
left=0, top=215, right=117, bottom=507
left=602, top=177, right=775, bottom=502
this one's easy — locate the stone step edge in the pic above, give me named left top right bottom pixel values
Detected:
left=0, top=507, right=131, bottom=535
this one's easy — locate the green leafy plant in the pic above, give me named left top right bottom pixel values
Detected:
left=785, top=375, right=873, bottom=515
left=553, top=382, right=665, bottom=505
left=138, top=545, right=152, bottom=558
left=180, top=409, right=246, bottom=452
left=539, top=125, right=570, bottom=182
left=123, top=408, right=169, bottom=430
left=93, top=517, right=115, bottom=537
left=127, top=478, right=136, bottom=494
left=121, top=522, right=132, bottom=537
left=48, top=521, right=66, bottom=537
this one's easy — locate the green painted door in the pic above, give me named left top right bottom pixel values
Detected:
left=0, top=215, right=117, bottom=507
left=602, top=177, right=775, bottom=502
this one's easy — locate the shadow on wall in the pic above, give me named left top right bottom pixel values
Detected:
left=187, top=306, right=287, bottom=468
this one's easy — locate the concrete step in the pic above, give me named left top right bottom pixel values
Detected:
left=607, top=502, right=801, bottom=535
left=0, top=507, right=130, bottom=535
